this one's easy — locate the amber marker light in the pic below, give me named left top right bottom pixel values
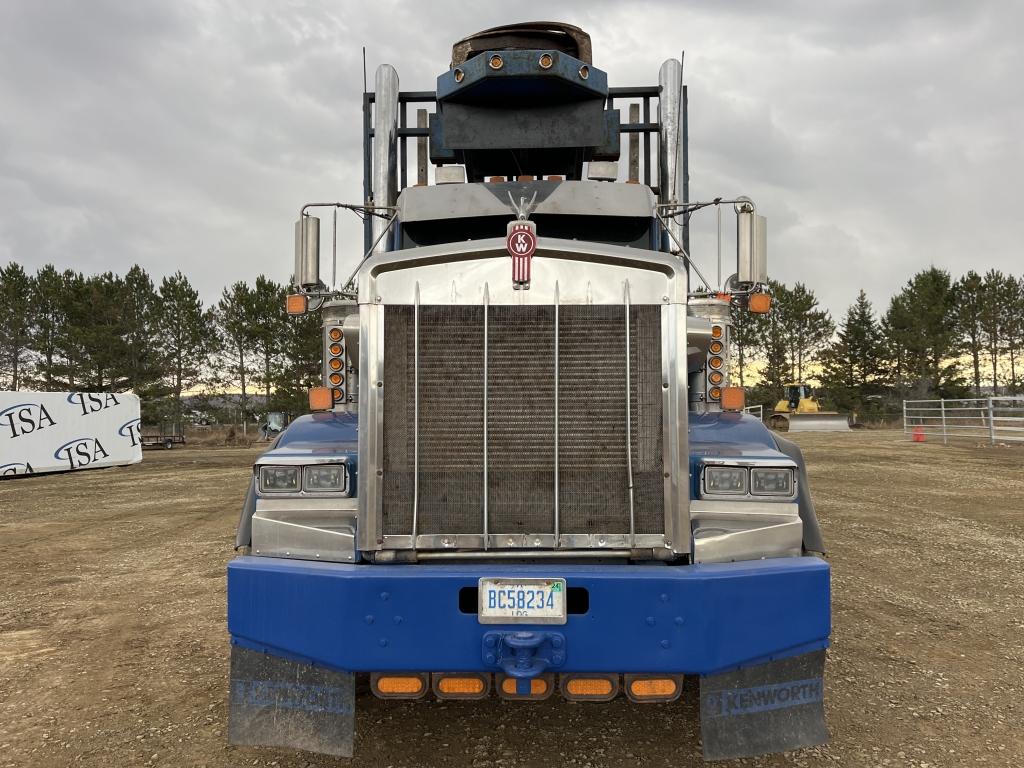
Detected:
left=709, top=387, right=722, bottom=400
left=624, top=675, right=683, bottom=703
left=711, top=325, right=723, bottom=339
left=432, top=673, right=490, bottom=700
left=497, top=674, right=553, bottom=700
left=560, top=674, right=619, bottom=702
left=710, top=341, right=723, bottom=354
left=308, top=386, right=332, bottom=411
left=539, top=53, right=553, bottom=69
left=285, top=294, right=307, bottom=315
left=453, top=67, right=465, bottom=82
left=708, top=356, right=723, bottom=370
left=329, top=342, right=343, bottom=356
left=328, top=328, right=343, bottom=341
left=489, top=54, right=504, bottom=70
left=749, top=292, right=772, bottom=314
left=721, top=386, right=746, bottom=412
left=371, top=673, right=428, bottom=699
left=329, top=373, right=342, bottom=385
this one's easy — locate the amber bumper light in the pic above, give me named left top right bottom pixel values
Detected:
left=561, top=674, right=619, bottom=702
left=432, top=673, right=490, bottom=700
left=624, top=674, right=683, bottom=703
left=497, top=674, right=553, bottom=701
left=371, top=673, right=428, bottom=699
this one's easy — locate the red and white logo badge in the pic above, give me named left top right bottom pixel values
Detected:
left=506, top=221, right=537, bottom=289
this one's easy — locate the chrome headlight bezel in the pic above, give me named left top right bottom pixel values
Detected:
left=303, top=464, right=348, bottom=493
left=258, top=465, right=301, bottom=493
left=256, top=462, right=350, bottom=495
left=702, top=466, right=749, bottom=496
left=750, top=467, right=795, bottom=497
left=700, top=463, right=797, bottom=501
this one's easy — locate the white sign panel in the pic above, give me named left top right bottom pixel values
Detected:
left=0, top=392, right=143, bottom=478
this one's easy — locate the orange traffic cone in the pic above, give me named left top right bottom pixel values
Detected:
left=912, top=425, right=926, bottom=443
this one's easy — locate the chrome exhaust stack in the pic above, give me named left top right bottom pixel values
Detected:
left=658, top=58, right=685, bottom=250
left=371, top=64, right=400, bottom=254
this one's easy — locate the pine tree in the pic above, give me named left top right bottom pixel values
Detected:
left=820, top=290, right=882, bottom=409
left=730, top=300, right=767, bottom=388
left=121, top=265, right=161, bottom=395
left=954, top=271, right=985, bottom=396
left=270, top=311, right=323, bottom=415
left=1007, top=274, right=1024, bottom=394
left=216, top=282, right=258, bottom=432
left=156, top=272, right=210, bottom=424
left=760, top=280, right=833, bottom=388
left=27, top=265, right=67, bottom=388
left=882, top=267, right=961, bottom=397
left=0, top=263, right=34, bottom=389
left=249, top=276, right=288, bottom=402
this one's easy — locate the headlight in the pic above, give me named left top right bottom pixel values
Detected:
left=304, top=464, right=347, bottom=492
left=259, top=465, right=300, bottom=492
left=704, top=466, right=748, bottom=495
left=751, top=468, right=795, bottom=496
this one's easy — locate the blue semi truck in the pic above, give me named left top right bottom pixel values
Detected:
left=227, top=22, right=830, bottom=761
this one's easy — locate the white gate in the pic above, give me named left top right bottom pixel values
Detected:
left=903, top=397, right=1024, bottom=444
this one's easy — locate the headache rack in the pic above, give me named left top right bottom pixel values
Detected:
left=361, top=84, right=689, bottom=255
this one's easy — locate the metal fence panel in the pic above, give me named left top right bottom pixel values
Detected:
left=903, top=397, right=1024, bottom=444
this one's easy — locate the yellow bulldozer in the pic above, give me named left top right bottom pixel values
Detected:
left=769, top=383, right=851, bottom=432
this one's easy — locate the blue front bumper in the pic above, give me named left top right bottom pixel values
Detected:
left=227, top=556, right=830, bottom=676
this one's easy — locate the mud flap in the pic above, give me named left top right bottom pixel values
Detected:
left=228, top=645, right=355, bottom=757
left=700, top=649, right=828, bottom=761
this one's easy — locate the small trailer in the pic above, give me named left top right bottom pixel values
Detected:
left=141, top=423, right=186, bottom=450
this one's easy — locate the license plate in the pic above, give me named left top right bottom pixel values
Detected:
left=477, top=578, right=567, bottom=625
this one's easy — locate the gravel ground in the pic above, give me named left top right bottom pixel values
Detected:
left=1, top=431, right=1022, bottom=767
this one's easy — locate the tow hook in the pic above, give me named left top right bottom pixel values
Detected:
left=482, top=631, right=566, bottom=678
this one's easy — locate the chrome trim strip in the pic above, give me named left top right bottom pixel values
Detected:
left=256, top=497, right=358, bottom=513
left=667, top=301, right=691, bottom=556
left=482, top=283, right=490, bottom=550
left=553, top=281, right=560, bottom=546
left=624, top=280, right=635, bottom=548
left=381, top=533, right=668, bottom=550
left=418, top=550, right=632, bottom=561
left=412, top=282, right=420, bottom=541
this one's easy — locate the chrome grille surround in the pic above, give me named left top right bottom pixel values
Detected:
left=357, top=238, right=690, bottom=555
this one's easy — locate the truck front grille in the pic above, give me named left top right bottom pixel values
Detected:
left=381, top=304, right=664, bottom=544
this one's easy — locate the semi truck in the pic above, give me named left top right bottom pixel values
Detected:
left=227, top=22, right=830, bottom=761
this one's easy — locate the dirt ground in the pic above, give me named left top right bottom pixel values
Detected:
left=1, top=431, right=1022, bottom=768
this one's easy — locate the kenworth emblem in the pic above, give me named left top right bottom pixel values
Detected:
left=506, top=220, right=537, bottom=290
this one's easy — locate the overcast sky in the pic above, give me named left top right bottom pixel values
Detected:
left=0, top=0, right=1020, bottom=319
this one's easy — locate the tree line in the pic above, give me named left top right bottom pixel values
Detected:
left=733, top=267, right=1024, bottom=416
left=1, top=261, right=1021, bottom=424
left=0, top=263, right=320, bottom=425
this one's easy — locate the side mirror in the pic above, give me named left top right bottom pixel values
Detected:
left=294, top=215, right=321, bottom=290
left=734, top=198, right=767, bottom=286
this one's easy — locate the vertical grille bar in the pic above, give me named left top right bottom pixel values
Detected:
left=553, top=283, right=560, bottom=546
left=624, top=282, right=635, bottom=548
left=482, top=285, right=489, bottom=549
left=412, top=284, right=420, bottom=541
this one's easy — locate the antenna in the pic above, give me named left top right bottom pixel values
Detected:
left=362, top=46, right=367, bottom=94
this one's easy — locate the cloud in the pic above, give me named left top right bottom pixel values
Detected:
left=0, top=0, right=1021, bottom=320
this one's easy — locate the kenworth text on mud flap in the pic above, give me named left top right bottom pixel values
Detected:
left=227, top=22, right=830, bottom=761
